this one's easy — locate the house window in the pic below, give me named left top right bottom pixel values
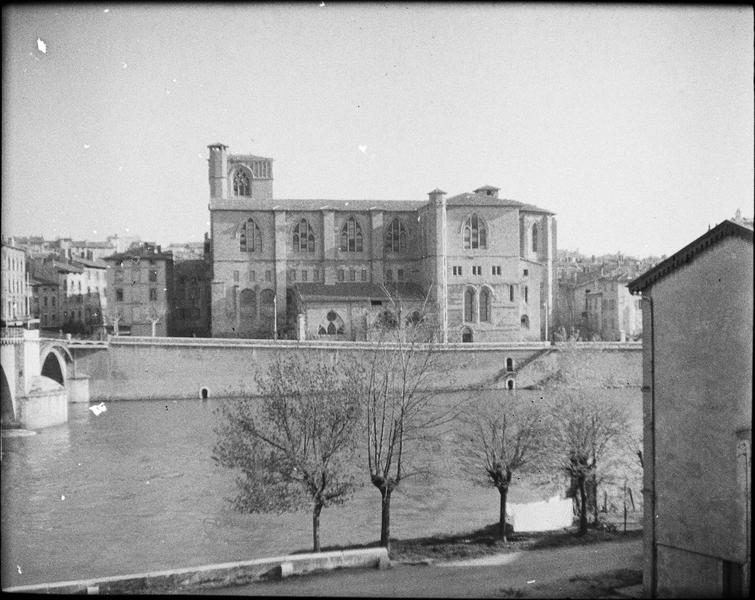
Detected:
left=509, top=285, right=514, bottom=302
left=524, top=286, right=528, bottom=303
left=384, top=218, right=407, bottom=253
left=149, top=288, right=157, bottom=301
left=523, top=269, right=528, bottom=277
left=43, top=297, right=48, bottom=307
left=532, top=223, right=539, bottom=253
left=453, top=266, right=463, bottom=276
left=506, top=357, right=514, bottom=371
left=314, top=269, right=320, bottom=281
left=480, top=288, right=490, bottom=322
left=464, top=288, right=475, bottom=322
left=492, top=266, right=501, bottom=276
left=115, top=288, right=123, bottom=302
left=521, top=315, right=529, bottom=329
left=348, top=269, right=355, bottom=282
left=338, top=269, right=345, bottom=282
left=472, top=265, right=482, bottom=276
left=361, top=269, right=367, bottom=281
left=463, top=214, right=487, bottom=249
left=301, top=270, right=308, bottom=282
left=265, top=270, right=272, bottom=282
left=233, top=270, right=239, bottom=283
left=339, top=216, right=363, bottom=252
left=240, top=218, right=262, bottom=252
left=289, top=270, right=296, bottom=281
left=52, top=297, right=56, bottom=307
left=249, top=271, right=256, bottom=282
left=397, top=269, right=404, bottom=281
left=385, top=269, right=393, bottom=282
left=292, top=219, right=316, bottom=252
left=233, top=169, right=251, bottom=196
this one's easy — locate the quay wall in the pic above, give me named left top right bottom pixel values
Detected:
left=69, top=338, right=642, bottom=401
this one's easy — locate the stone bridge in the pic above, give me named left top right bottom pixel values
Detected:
left=0, top=325, right=107, bottom=429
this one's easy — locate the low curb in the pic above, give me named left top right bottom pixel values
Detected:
left=3, top=548, right=390, bottom=594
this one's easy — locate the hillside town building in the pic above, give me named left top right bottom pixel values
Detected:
left=207, top=143, right=557, bottom=341
left=629, top=217, right=752, bottom=598
left=103, top=243, right=175, bottom=336
left=1, top=242, right=32, bottom=323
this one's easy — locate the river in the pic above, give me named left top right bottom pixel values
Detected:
left=1, top=389, right=641, bottom=588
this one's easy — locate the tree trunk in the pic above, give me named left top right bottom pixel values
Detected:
left=380, top=489, right=392, bottom=554
left=498, top=487, right=509, bottom=542
left=591, top=472, right=599, bottom=524
left=312, top=502, right=323, bottom=552
left=578, top=476, right=588, bottom=536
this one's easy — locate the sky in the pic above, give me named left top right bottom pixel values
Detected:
left=2, top=3, right=753, bottom=258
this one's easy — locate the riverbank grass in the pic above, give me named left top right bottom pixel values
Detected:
left=293, top=523, right=642, bottom=564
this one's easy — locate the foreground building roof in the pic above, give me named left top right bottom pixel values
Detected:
left=628, top=219, right=754, bottom=293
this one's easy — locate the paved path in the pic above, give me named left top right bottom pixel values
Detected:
left=193, top=539, right=642, bottom=597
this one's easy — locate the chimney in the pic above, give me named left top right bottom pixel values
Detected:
left=208, top=143, right=228, bottom=199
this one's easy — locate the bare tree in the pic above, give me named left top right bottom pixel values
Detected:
left=147, top=301, right=162, bottom=337
left=356, top=288, right=460, bottom=554
left=548, top=393, right=630, bottom=535
left=104, top=305, right=124, bottom=336
left=457, top=394, right=549, bottom=541
left=213, top=353, right=362, bottom=552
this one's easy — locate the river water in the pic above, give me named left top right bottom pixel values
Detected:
left=1, top=389, right=641, bottom=588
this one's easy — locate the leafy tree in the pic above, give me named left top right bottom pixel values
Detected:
left=357, top=289, right=460, bottom=554
left=213, top=353, right=362, bottom=552
left=548, top=393, right=630, bottom=535
left=457, top=394, right=549, bottom=541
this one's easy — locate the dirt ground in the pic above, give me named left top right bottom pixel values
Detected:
left=191, top=537, right=642, bottom=598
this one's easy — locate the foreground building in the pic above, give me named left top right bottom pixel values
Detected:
left=628, top=218, right=752, bottom=598
left=207, top=143, right=557, bottom=341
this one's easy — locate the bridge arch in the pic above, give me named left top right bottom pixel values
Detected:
left=39, top=347, right=69, bottom=386
left=1, top=365, right=15, bottom=424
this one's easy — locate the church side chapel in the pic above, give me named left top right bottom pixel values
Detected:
left=207, top=143, right=556, bottom=342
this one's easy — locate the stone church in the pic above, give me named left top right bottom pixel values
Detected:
left=208, top=143, right=556, bottom=342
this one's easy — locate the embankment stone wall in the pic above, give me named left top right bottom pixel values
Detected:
left=71, top=338, right=641, bottom=401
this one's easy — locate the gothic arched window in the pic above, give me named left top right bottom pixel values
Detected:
left=480, top=288, right=491, bottom=322
left=463, top=214, right=487, bottom=250
left=233, top=169, right=251, bottom=197
left=464, top=288, right=475, bottom=322
left=384, top=218, right=407, bottom=253
left=240, top=219, right=262, bottom=252
left=321, top=310, right=345, bottom=335
left=292, top=219, right=315, bottom=253
left=521, top=315, right=530, bottom=329
left=532, top=223, right=539, bottom=253
left=339, top=216, right=363, bottom=252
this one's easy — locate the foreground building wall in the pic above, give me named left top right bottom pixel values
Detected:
left=630, top=220, right=752, bottom=598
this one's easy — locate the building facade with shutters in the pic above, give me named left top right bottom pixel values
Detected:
left=208, top=143, right=557, bottom=342
left=103, top=243, right=174, bottom=336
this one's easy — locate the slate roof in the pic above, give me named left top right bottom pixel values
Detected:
left=295, top=282, right=427, bottom=302
left=213, top=198, right=426, bottom=212
left=628, top=219, right=754, bottom=293
left=445, top=192, right=554, bottom=214
left=71, top=257, right=108, bottom=269
left=31, top=274, right=59, bottom=286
